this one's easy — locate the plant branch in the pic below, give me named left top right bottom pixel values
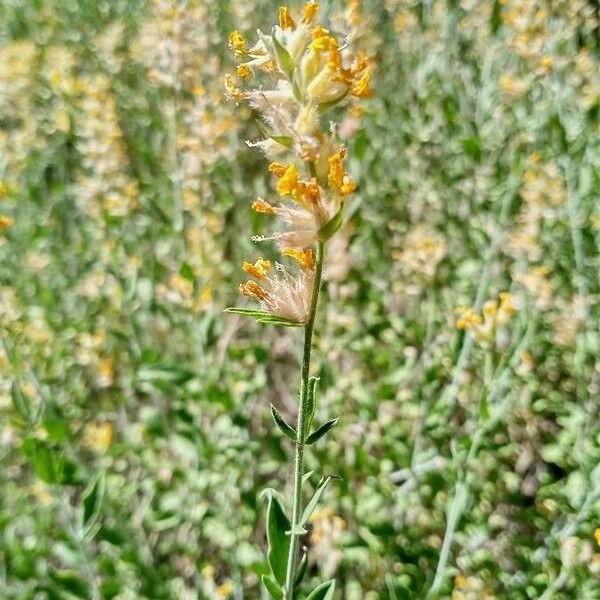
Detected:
left=284, top=240, right=325, bottom=598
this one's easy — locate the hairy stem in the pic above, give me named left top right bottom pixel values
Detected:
left=284, top=240, right=325, bottom=598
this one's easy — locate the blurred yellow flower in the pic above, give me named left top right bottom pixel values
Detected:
left=0, top=181, right=11, bottom=230
left=82, top=421, right=113, bottom=453
left=0, top=214, right=13, bottom=230
left=456, top=293, right=517, bottom=345
left=216, top=582, right=233, bottom=598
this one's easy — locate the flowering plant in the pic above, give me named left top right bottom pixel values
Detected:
left=225, top=3, right=372, bottom=597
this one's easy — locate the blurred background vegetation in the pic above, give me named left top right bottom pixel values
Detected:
left=1, top=0, right=599, bottom=598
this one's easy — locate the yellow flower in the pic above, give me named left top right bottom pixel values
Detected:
left=328, top=150, right=344, bottom=188
left=96, top=357, right=115, bottom=388
left=326, top=38, right=342, bottom=71
left=309, top=29, right=334, bottom=53
left=498, top=292, right=515, bottom=322
left=201, top=564, right=215, bottom=580
left=455, top=307, right=483, bottom=330
left=239, top=280, right=268, bottom=301
left=482, top=300, right=497, bottom=319
left=238, top=256, right=315, bottom=323
left=456, top=292, right=517, bottom=344
left=242, top=257, right=272, bottom=279
left=306, top=179, right=321, bottom=203
left=0, top=182, right=9, bottom=229
left=282, top=248, right=314, bottom=269
left=302, top=2, right=319, bottom=23
left=82, top=422, right=113, bottom=453
left=279, top=6, right=296, bottom=30
left=276, top=164, right=299, bottom=197
left=594, top=528, right=600, bottom=546
left=29, top=482, right=53, bottom=506
left=268, top=162, right=288, bottom=177
left=352, top=67, right=372, bottom=98
left=216, top=582, right=233, bottom=598
left=538, top=55, right=552, bottom=74
left=252, top=198, right=277, bottom=214
left=224, top=73, right=245, bottom=102
left=500, top=74, right=526, bottom=98
left=0, top=214, right=13, bottom=229
left=228, top=31, right=247, bottom=56
left=328, top=149, right=355, bottom=195
left=236, top=64, right=252, bottom=80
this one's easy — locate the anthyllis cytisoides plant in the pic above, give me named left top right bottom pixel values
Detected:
left=224, top=3, right=372, bottom=598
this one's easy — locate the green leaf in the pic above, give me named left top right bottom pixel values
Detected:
left=137, top=364, right=195, bottom=385
left=44, top=415, right=69, bottom=443
left=256, top=121, right=293, bottom=148
left=179, top=261, right=195, bottom=282
left=11, top=380, right=29, bottom=421
left=224, top=307, right=303, bottom=328
left=271, top=135, right=293, bottom=147
left=303, top=377, right=319, bottom=436
left=479, top=393, right=489, bottom=421
left=302, top=470, right=314, bottom=484
left=224, top=308, right=273, bottom=318
left=265, top=490, right=291, bottom=585
left=307, top=579, right=336, bottom=600
left=258, top=316, right=304, bottom=328
left=48, top=568, right=90, bottom=598
left=81, top=471, right=106, bottom=534
left=294, top=551, right=308, bottom=588
left=292, top=74, right=302, bottom=101
left=271, top=29, right=294, bottom=79
left=262, top=575, right=284, bottom=599
left=317, top=207, right=343, bottom=242
left=271, top=404, right=297, bottom=442
left=461, top=136, right=481, bottom=161
left=305, top=418, right=339, bottom=445
left=301, top=475, right=338, bottom=526
left=22, top=438, right=64, bottom=484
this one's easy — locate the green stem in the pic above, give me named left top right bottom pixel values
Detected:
left=284, top=240, right=325, bottom=598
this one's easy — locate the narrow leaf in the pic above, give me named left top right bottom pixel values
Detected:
left=305, top=418, right=339, bottom=445
left=81, top=471, right=106, bottom=533
left=255, top=121, right=293, bottom=148
left=318, top=207, right=343, bottom=242
left=265, top=491, right=291, bottom=585
left=292, top=74, right=302, bottom=101
left=224, top=307, right=268, bottom=316
left=302, top=470, right=314, bottom=484
left=48, top=568, right=90, bottom=598
left=479, top=393, right=490, bottom=421
left=262, top=575, right=284, bottom=599
left=22, top=438, right=65, bottom=485
left=11, top=380, right=30, bottom=421
left=225, top=307, right=303, bottom=328
left=271, top=30, right=294, bottom=79
left=293, top=551, right=308, bottom=588
left=257, top=316, right=303, bottom=328
left=307, top=579, right=336, bottom=600
left=270, top=404, right=296, bottom=442
left=303, top=377, right=319, bottom=436
left=271, top=135, right=293, bottom=148
left=301, top=476, right=337, bottom=526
